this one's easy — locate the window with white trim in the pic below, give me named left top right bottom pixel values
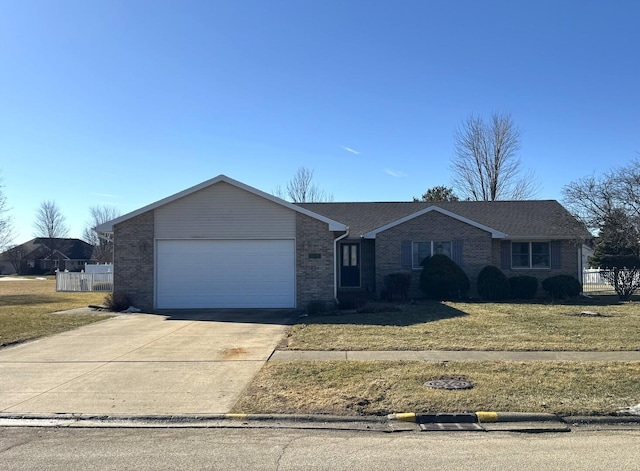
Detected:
left=512, top=242, right=550, bottom=269
left=412, top=241, right=451, bottom=269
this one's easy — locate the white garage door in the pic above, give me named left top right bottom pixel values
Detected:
left=156, top=240, right=295, bottom=309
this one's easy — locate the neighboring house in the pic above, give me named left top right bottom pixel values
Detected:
left=96, top=175, right=591, bottom=311
left=0, top=238, right=95, bottom=275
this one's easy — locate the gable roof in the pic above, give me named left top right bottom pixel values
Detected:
left=1, top=238, right=94, bottom=260
left=95, top=175, right=348, bottom=233
left=298, top=200, right=591, bottom=240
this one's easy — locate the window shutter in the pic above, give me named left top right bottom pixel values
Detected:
left=501, top=240, right=511, bottom=269
left=550, top=240, right=562, bottom=269
left=452, top=239, right=464, bottom=266
left=401, top=240, right=412, bottom=269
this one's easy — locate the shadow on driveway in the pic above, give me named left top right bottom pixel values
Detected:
left=153, top=309, right=298, bottom=325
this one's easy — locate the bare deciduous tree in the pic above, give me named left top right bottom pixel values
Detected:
left=0, top=174, right=13, bottom=251
left=83, top=205, right=120, bottom=263
left=562, top=158, right=640, bottom=233
left=563, top=158, right=640, bottom=299
left=33, top=200, right=69, bottom=239
left=275, top=167, right=333, bottom=203
left=451, top=112, right=539, bottom=201
left=5, top=245, right=24, bottom=275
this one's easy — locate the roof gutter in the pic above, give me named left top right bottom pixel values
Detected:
left=333, top=227, right=350, bottom=305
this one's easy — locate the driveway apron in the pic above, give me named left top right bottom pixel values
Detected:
left=0, top=310, right=292, bottom=415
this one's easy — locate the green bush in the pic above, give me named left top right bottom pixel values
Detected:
left=381, top=272, right=411, bottom=302
left=104, top=291, right=131, bottom=312
left=509, top=275, right=539, bottom=299
left=541, top=275, right=582, bottom=299
left=419, top=254, right=470, bottom=300
left=477, top=265, right=510, bottom=301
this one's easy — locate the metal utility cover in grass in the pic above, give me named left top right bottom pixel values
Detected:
left=425, top=379, right=474, bottom=390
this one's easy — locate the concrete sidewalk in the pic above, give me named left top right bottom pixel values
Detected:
left=269, top=350, right=640, bottom=361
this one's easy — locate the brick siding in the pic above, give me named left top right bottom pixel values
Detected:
left=295, top=213, right=337, bottom=309
left=375, top=211, right=493, bottom=299
left=113, top=211, right=154, bottom=311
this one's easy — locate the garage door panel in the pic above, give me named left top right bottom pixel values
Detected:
left=156, top=240, right=295, bottom=309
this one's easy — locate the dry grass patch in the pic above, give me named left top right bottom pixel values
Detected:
left=285, top=300, right=640, bottom=351
left=0, top=278, right=111, bottom=347
left=232, top=360, right=640, bottom=416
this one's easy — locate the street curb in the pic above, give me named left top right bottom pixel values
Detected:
left=387, top=412, right=563, bottom=423
left=0, top=413, right=386, bottom=425
left=1, top=412, right=638, bottom=427
left=563, top=415, right=640, bottom=425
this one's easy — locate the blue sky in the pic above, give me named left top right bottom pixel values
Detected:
left=1, top=0, right=638, bottom=242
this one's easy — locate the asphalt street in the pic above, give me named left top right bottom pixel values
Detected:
left=1, top=426, right=639, bottom=470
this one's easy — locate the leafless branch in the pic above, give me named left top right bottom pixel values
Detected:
left=277, top=167, right=334, bottom=203
left=451, top=112, right=539, bottom=200
left=0, top=174, right=13, bottom=251
left=33, top=200, right=69, bottom=239
left=83, top=205, right=120, bottom=263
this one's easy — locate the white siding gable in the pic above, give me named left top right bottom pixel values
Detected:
left=155, top=181, right=295, bottom=239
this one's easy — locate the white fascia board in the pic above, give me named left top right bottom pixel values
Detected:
left=95, top=174, right=347, bottom=233
left=362, top=206, right=507, bottom=239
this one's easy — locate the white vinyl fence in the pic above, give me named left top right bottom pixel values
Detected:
left=581, top=268, right=640, bottom=294
left=582, top=268, right=615, bottom=293
left=56, top=271, right=113, bottom=292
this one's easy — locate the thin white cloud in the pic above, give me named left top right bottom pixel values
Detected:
left=92, top=193, right=118, bottom=198
left=341, top=145, right=361, bottom=155
left=384, top=168, right=406, bottom=178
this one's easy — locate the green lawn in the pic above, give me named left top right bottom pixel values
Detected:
left=284, top=300, right=640, bottom=351
left=0, top=278, right=111, bottom=347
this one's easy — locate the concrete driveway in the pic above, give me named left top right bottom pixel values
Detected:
left=0, top=310, right=293, bottom=416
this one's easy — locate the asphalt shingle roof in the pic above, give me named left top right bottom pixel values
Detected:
left=0, top=238, right=94, bottom=260
left=298, top=200, right=591, bottom=239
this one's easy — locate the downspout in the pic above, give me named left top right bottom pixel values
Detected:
left=333, top=227, right=350, bottom=304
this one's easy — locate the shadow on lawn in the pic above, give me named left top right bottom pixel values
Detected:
left=0, top=295, right=60, bottom=306
left=301, top=301, right=468, bottom=327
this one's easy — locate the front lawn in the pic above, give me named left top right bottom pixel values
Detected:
left=232, top=360, right=640, bottom=416
left=0, top=278, right=111, bottom=347
left=284, top=300, right=640, bottom=351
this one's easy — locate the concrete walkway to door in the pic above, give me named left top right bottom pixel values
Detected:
left=0, top=310, right=293, bottom=416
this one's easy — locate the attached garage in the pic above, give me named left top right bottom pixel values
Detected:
left=98, top=175, right=347, bottom=311
left=156, top=239, right=295, bottom=309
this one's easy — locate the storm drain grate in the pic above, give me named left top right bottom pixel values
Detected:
left=420, top=422, right=485, bottom=432
left=425, top=379, right=474, bottom=390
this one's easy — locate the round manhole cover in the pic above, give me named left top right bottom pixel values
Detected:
left=425, top=379, right=474, bottom=390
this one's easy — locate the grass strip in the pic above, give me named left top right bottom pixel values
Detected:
left=285, top=301, right=640, bottom=351
left=232, top=360, right=640, bottom=416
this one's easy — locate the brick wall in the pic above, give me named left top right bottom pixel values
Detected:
left=113, top=211, right=154, bottom=311
left=375, top=211, right=493, bottom=298
left=491, top=239, right=581, bottom=295
left=296, top=213, right=337, bottom=309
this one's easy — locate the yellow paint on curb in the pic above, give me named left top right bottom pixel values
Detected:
left=393, top=412, right=417, bottom=422
left=225, top=414, right=248, bottom=420
left=476, top=411, right=499, bottom=423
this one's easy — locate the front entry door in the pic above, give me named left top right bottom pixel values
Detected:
left=340, top=243, right=360, bottom=287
